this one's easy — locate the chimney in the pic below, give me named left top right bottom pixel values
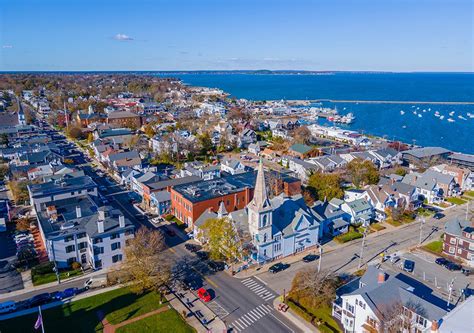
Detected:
left=377, top=271, right=386, bottom=284
left=119, top=215, right=125, bottom=228
left=97, top=219, right=104, bottom=233
left=76, top=206, right=82, bottom=219
left=98, top=208, right=105, bottom=221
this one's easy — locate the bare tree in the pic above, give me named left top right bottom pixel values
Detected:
left=289, top=267, right=338, bottom=308
left=377, top=300, right=426, bottom=333
left=122, top=227, right=171, bottom=294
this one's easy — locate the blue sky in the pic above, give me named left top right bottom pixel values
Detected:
left=0, top=0, right=472, bottom=71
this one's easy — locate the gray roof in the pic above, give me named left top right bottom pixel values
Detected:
left=444, top=218, right=472, bottom=237
left=422, top=169, right=454, bottom=186
left=148, top=175, right=201, bottom=191
left=449, top=153, right=474, bottom=164
left=439, top=297, right=474, bottom=333
left=347, top=266, right=448, bottom=321
left=150, top=190, right=171, bottom=202
left=108, top=150, right=140, bottom=162
left=346, top=198, right=372, bottom=213
left=403, top=147, right=451, bottom=159
left=28, top=175, right=97, bottom=199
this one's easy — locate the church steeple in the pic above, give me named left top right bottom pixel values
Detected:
left=217, top=201, right=228, bottom=218
left=249, top=159, right=271, bottom=211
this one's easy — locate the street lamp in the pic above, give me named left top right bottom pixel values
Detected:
left=318, top=243, right=323, bottom=273
left=358, top=222, right=369, bottom=269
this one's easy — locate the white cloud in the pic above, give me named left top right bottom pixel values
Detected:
left=113, top=33, right=133, bottom=41
left=2, top=45, right=13, bottom=49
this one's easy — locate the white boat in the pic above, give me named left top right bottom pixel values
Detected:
left=402, top=125, right=407, bottom=128
left=400, top=110, right=405, bottom=115
left=447, top=118, right=455, bottom=122
left=458, top=115, right=467, bottom=120
left=449, top=111, right=455, bottom=116
left=440, top=115, right=445, bottom=120
left=467, top=113, right=474, bottom=119
left=418, top=114, right=422, bottom=118
left=428, top=108, right=431, bottom=111
left=413, top=111, right=417, bottom=115
left=435, top=114, right=440, bottom=117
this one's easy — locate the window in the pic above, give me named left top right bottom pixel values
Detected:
left=449, top=246, right=455, bottom=254
left=93, top=247, right=104, bottom=255
left=95, top=260, right=102, bottom=269
left=67, top=257, right=76, bottom=265
left=77, top=233, right=86, bottom=239
left=263, top=234, right=267, bottom=242
left=64, top=236, right=74, bottom=242
left=112, top=254, right=123, bottom=263
left=93, top=238, right=103, bottom=244
left=110, top=233, right=120, bottom=240
left=416, top=315, right=426, bottom=327
left=345, top=303, right=354, bottom=314
left=78, top=242, right=87, bottom=250
left=262, top=215, right=267, bottom=227
left=111, top=242, right=121, bottom=251
left=274, top=243, right=281, bottom=252
left=450, top=238, right=456, bottom=245
left=66, top=245, right=75, bottom=253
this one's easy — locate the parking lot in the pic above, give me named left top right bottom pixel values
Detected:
left=381, top=250, right=472, bottom=302
left=0, top=229, right=24, bottom=294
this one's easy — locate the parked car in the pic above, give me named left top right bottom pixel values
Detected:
left=208, top=261, right=225, bottom=272
left=445, top=262, right=462, bottom=271
left=185, top=244, right=201, bottom=253
left=197, top=288, right=211, bottom=302
left=196, top=251, right=209, bottom=260
left=0, top=301, right=16, bottom=314
left=269, top=263, right=290, bottom=274
left=84, top=276, right=108, bottom=289
left=435, top=257, right=449, bottom=266
left=302, top=254, right=319, bottom=263
left=433, top=213, right=445, bottom=220
left=403, top=260, right=415, bottom=272
left=461, top=267, right=471, bottom=276
left=53, top=287, right=79, bottom=300
left=28, top=293, right=52, bottom=307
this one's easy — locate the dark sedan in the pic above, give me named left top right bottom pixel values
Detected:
left=269, top=263, right=290, bottom=274
left=435, top=257, right=449, bottom=266
left=445, top=262, right=462, bottom=271
left=302, top=254, right=319, bottom=263
left=28, top=293, right=52, bottom=307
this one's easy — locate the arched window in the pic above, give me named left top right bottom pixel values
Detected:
left=263, top=233, right=267, bottom=242
left=262, top=214, right=267, bottom=227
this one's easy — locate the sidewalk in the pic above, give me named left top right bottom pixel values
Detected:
left=165, top=289, right=226, bottom=333
left=0, top=268, right=104, bottom=301
left=272, top=297, right=317, bottom=333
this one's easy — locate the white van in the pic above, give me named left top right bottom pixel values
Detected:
left=84, top=275, right=108, bottom=289
left=0, top=301, right=16, bottom=314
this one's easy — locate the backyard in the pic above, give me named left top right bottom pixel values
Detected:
left=0, top=287, right=193, bottom=333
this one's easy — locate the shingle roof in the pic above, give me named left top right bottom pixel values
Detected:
left=403, top=147, right=451, bottom=159
left=289, top=143, right=313, bottom=155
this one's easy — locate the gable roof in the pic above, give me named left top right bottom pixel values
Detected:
left=289, top=143, right=313, bottom=155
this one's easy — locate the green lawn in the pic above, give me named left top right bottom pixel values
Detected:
left=334, top=229, right=363, bottom=244
left=32, top=269, right=83, bottom=286
left=464, top=190, right=474, bottom=198
left=422, top=240, right=443, bottom=254
left=286, top=299, right=341, bottom=333
left=116, top=309, right=195, bottom=333
left=446, top=197, right=467, bottom=205
left=370, top=223, right=386, bottom=232
left=0, top=287, right=165, bottom=333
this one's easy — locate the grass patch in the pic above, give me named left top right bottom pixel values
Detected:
left=0, top=287, right=165, bottom=333
left=422, top=240, right=443, bottom=254
left=464, top=190, right=474, bottom=198
left=446, top=197, right=467, bottom=205
left=417, top=207, right=434, bottom=217
left=334, top=227, right=363, bottom=244
left=370, top=223, right=386, bottom=232
left=286, top=299, right=342, bottom=333
left=32, top=269, right=83, bottom=286
left=386, top=218, right=403, bottom=227
left=116, top=308, right=195, bottom=333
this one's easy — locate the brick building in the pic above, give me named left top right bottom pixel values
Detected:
left=443, top=218, right=473, bottom=267
left=107, top=111, right=142, bottom=128
left=171, top=170, right=300, bottom=227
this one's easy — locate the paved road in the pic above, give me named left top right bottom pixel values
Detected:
left=258, top=205, right=471, bottom=297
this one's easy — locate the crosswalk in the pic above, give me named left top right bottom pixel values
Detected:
left=229, top=304, right=274, bottom=332
left=241, top=277, right=276, bottom=301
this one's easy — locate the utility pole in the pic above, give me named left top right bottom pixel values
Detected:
left=358, top=227, right=369, bottom=269
left=419, top=217, right=425, bottom=245
left=318, top=243, right=323, bottom=273
left=447, top=277, right=456, bottom=308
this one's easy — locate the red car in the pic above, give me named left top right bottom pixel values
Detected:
left=197, top=288, right=211, bottom=302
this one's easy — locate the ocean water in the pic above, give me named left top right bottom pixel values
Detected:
left=159, top=72, right=474, bottom=154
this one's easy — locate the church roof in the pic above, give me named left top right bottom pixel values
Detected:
left=248, top=159, right=271, bottom=211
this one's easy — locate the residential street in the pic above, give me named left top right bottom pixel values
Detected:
left=256, top=204, right=472, bottom=299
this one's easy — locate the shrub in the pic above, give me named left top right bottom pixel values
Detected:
left=32, top=262, right=54, bottom=275
left=71, top=261, right=82, bottom=270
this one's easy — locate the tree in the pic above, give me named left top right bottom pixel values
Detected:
left=16, top=217, right=31, bottom=231
left=293, top=126, right=312, bottom=145
left=377, top=300, right=426, bottom=333
left=307, top=172, right=344, bottom=201
left=346, top=159, right=380, bottom=188
left=199, top=218, right=243, bottom=262
left=289, top=267, right=339, bottom=310
left=388, top=141, right=409, bottom=152
left=144, top=124, right=156, bottom=139
left=87, top=132, right=94, bottom=143
left=198, top=132, right=213, bottom=155
left=394, top=167, right=407, bottom=177
left=66, top=126, right=84, bottom=140
left=0, top=134, right=9, bottom=146
left=123, top=134, right=140, bottom=149
left=122, top=227, right=171, bottom=294
left=8, top=180, right=29, bottom=205
left=0, top=164, right=9, bottom=179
